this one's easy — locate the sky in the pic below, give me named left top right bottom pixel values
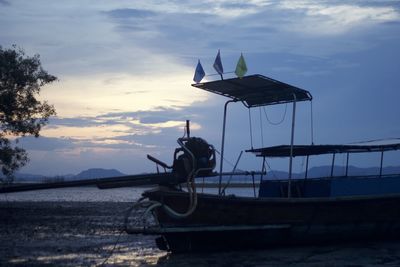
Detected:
left=1, top=0, right=400, bottom=176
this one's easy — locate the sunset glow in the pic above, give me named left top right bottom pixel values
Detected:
left=1, top=0, right=399, bottom=175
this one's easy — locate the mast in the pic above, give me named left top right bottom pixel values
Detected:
left=288, top=93, right=297, bottom=198
left=219, top=100, right=236, bottom=195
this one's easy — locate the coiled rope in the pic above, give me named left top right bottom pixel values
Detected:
left=263, top=104, right=288, bottom=126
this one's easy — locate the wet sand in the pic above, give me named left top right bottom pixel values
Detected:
left=2, top=201, right=400, bottom=267
left=0, top=201, right=165, bottom=266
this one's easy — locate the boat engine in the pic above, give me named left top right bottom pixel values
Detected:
left=172, top=137, right=216, bottom=178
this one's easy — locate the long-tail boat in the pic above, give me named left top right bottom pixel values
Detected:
left=2, top=74, right=400, bottom=252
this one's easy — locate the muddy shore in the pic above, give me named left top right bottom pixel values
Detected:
left=2, top=200, right=400, bottom=267
left=0, top=201, right=165, bottom=266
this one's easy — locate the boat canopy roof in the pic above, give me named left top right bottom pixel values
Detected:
left=247, top=143, right=400, bottom=158
left=192, top=74, right=312, bottom=108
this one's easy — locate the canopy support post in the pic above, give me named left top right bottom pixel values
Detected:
left=261, top=157, right=266, bottom=182
left=331, top=153, right=336, bottom=178
left=345, top=153, right=349, bottom=176
left=305, top=155, right=309, bottom=180
left=380, top=150, right=384, bottom=177
left=219, top=100, right=236, bottom=195
left=288, top=93, right=297, bottom=198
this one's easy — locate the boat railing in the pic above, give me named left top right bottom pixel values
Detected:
left=261, top=172, right=400, bottom=198
left=267, top=173, right=400, bottom=183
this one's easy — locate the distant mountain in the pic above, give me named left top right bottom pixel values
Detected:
left=74, top=168, right=126, bottom=179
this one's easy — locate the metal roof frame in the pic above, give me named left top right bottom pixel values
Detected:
left=193, top=74, right=312, bottom=197
left=192, top=74, right=312, bottom=108
left=247, top=143, right=400, bottom=158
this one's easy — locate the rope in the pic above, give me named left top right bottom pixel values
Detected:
left=98, top=198, right=148, bottom=267
left=215, top=148, right=236, bottom=169
left=263, top=104, right=287, bottom=126
left=97, top=229, right=124, bottom=266
left=205, top=71, right=235, bottom=77
left=221, top=150, right=243, bottom=195
left=182, top=125, right=187, bottom=138
left=264, top=159, right=278, bottom=179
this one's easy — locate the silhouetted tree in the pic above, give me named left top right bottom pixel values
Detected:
left=0, top=45, right=56, bottom=182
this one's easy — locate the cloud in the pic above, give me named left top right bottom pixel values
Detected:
left=17, top=103, right=217, bottom=175
left=2, top=0, right=400, bottom=176
left=49, top=117, right=99, bottom=127
left=18, top=136, right=75, bottom=151
left=42, top=71, right=209, bottom=117
left=104, top=8, right=156, bottom=19
left=277, top=1, right=400, bottom=35
left=0, top=0, right=10, bottom=6
left=33, top=105, right=203, bottom=152
left=94, top=0, right=400, bottom=67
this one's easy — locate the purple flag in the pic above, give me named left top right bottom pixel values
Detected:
left=213, top=50, right=224, bottom=76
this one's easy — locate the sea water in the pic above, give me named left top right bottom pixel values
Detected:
left=0, top=186, right=258, bottom=202
left=0, top=186, right=147, bottom=202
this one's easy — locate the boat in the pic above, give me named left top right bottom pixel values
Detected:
left=2, top=74, right=400, bottom=253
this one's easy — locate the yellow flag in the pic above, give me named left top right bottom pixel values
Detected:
left=235, top=53, right=247, bottom=78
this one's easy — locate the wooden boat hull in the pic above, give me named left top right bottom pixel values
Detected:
left=142, top=189, right=400, bottom=252
left=154, top=222, right=399, bottom=252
